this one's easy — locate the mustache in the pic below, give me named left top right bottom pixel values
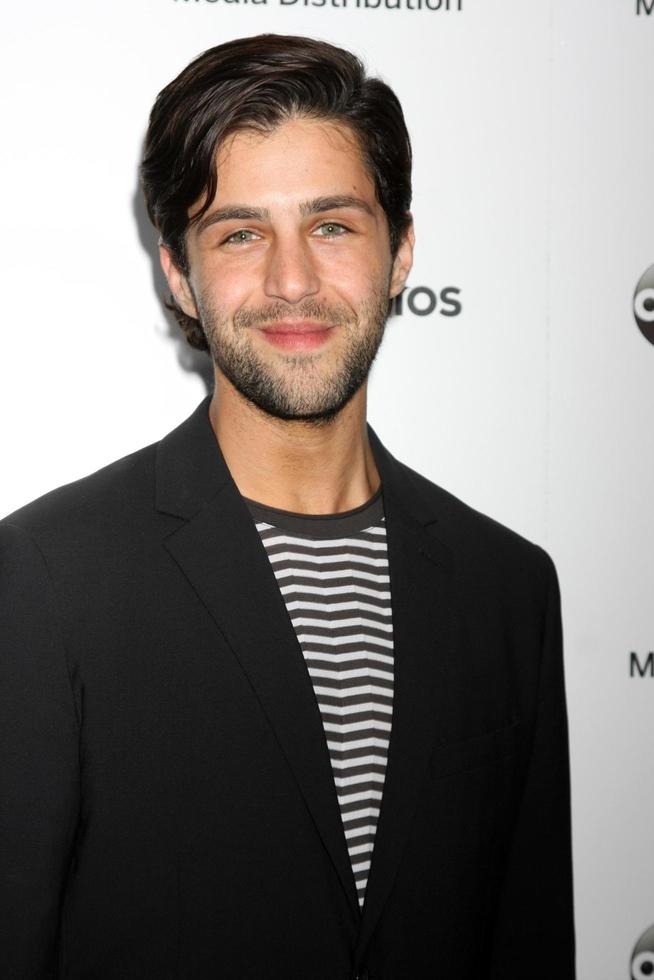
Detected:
left=233, top=300, right=355, bottom=331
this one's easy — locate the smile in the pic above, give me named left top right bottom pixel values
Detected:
left=258, top=321, right=337, bottom=352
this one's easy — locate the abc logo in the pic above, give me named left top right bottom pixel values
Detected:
left=633, top=265, right=654, bottom=345
left=631, top=924, right=654, bottom=980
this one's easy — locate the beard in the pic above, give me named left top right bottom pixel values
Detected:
left=192, top=281, right=391, bottom=425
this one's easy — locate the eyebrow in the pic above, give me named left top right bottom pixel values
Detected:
left=194, top=195, right=375, bottom=236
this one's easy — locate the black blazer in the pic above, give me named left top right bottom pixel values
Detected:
left=0, top=398, right=575, bottom=979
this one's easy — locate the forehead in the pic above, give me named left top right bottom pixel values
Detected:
left=212, top=117, right=376, bottom=203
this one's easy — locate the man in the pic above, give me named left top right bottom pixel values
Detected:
left=0, top=34, right=575, bottom=978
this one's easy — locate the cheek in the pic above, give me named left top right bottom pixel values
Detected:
left=319, top=246, right=384, bottom=289
left=319, top=242, right=391, bottom=294
left=195, top=259, right=255, bottom=313
left=328, top=267, right=388, bottom=312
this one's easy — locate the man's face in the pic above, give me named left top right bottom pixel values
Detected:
left=161, top=116, right=413, bottom=422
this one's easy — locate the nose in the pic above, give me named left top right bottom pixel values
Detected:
left=263, top=233, right=320, bottom=305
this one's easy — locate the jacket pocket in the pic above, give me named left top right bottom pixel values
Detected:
left=429, top=720, right=521, bottom=780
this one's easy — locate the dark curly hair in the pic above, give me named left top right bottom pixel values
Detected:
left=139, top=34, right=413, bottom=352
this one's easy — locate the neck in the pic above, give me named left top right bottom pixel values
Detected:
left=208, top=373, right=380, bottom=515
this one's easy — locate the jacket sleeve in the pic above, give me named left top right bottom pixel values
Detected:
left=489, top=553, right=576, bottom=978
left=0, top=523, right=80, bottom=978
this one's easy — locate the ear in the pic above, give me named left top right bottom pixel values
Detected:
left=388, top=216, right=415, bottom=300
left=158, top=243, right=199, bottom=319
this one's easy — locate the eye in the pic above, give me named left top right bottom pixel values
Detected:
left=223, top=229, right=258, bottom=245
left=315, top=222, right=348, bottom=237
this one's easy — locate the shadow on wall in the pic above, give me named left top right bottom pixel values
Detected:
left=132, top=181, right=214, bottom=395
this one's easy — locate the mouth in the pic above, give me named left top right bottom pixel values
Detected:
left=257, top=320, right=337, bottom=352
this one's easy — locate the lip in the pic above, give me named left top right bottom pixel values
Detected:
left=260, top=320, right=333, bottom=335
left=258, top=320, right=336, bottom=351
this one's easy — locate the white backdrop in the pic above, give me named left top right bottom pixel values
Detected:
left=2, top=2, right=653, bottom=976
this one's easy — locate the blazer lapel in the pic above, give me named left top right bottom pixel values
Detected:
left=354, top=427, right=458, bottom=963
left=154, top=399, right=459, bottom=946
left=155, top=399, right=361, bottom=920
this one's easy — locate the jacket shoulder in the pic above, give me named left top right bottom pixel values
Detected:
left=1, top=441, right=159, bottom=542
left=396, top=458, right=554, bottom=583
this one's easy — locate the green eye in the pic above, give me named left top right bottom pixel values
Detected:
left=317, top=222, right=347, bottom=236
left=225, top=229, right=256, bottom=244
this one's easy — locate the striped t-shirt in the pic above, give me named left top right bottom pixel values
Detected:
left=245, top=488, right=394, bottom=910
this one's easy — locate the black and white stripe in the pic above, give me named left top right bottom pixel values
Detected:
left=253, top=510, right=394, bottom=909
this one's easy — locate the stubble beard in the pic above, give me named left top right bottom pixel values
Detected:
left=194, top=281, right=392, bottom=425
